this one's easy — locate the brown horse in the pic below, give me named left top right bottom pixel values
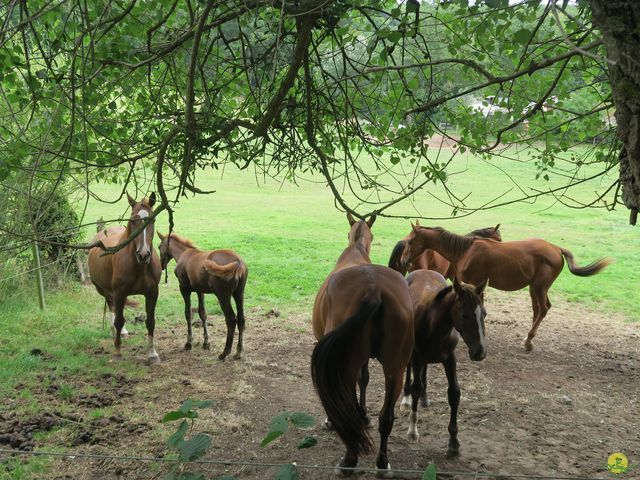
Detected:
left=401, top=270, right=488, bottom=456
left=388, top=222, right=502, bottom=277
left=157, top=233, right=247, bottom=360
left=311, top=213, right=414, bottom=475
left=88, top=193, right=162, bottom=363
left=400, top=225, right=612, bottom=350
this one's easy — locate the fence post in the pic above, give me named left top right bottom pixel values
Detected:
left=31, top=241, right=46, bottom=311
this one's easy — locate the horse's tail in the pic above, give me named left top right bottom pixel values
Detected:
left=203, top=258, right=246, bottom=281
left=388, top=240, right=408, bottom=275
left=560, top=248, right=613, bottom=277
left=311, top=296, right=380, bottom=457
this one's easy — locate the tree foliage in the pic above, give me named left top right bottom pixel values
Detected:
left=0, top=0, right=632, bottom=253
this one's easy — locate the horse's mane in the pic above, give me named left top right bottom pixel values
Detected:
left=168, top=233, right=197, bottom=249
left=432, top=285, right=454, bottom=304
left=427, top=227, right=475, bottom=256
left=468, top=225, right=501, bottom=241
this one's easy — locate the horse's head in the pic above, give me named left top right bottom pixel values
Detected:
left=450, top=277, right=489, bottom=361
left=400, top=222, right=432, bottom=269
left=127, top=192, right=156, bottom=265
left=347, top=212, right=376, bottom=253
left=157, top=232, right=171, bottom=270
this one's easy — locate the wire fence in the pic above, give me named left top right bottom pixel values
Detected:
left=0, top=448, right=610, bottom=480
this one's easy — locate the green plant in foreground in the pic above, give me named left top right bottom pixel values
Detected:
left=260, top=412, right=317, bottom=480
left=161, top=399, right=214, bottom=480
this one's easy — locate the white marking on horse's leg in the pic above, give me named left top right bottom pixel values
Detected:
left=111, top=312, right=129, bottom=337
left=407, top=411, right=419, bottom=442
left=376, top=463, right=392, bottom=478
left=400, top=395, right=411, bottom=410
left=475, top=305, right=485, bottom=350
left=147, top=335, right=160, bottom=364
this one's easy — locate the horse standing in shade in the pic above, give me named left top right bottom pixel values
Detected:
left=401, top=225, right=612, bottom=350
left=158, top=233, right=247, bottom=360
left=401, top=270, right=488, bottom=456
left=311, top=213, right=414, bottom=475
left=88, top=193, right=162, bottom=363
left=388, top=222, right=502, bottom=277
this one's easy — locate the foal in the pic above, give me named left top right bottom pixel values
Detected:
left=401, top=225, right=612, bottom=350
left=158, top=233, right=247, bottom=360
left=403, top=270, right=488, bottom=456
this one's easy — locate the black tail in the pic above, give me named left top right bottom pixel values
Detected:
left=560, top=248, right=613, bottom=277
left=311, top=297, right=381, bottom=457
left=388, top=240, right=407, bottom=275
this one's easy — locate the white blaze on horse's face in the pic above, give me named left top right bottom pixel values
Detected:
left=135, top=209, right=153, bottom=264
left=475, top=304, right=486, bottom=352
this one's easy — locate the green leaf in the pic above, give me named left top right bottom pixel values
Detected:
left=162, top=410, right=197, bottom=422
left=288, top=413, right=315, bottom=428
left=260, top=414, right=289, bottom=447
left=166, top=420, right=188, bottom=448
left=422, top=463, right=436, bottom=480
left=297, top=436, right=317, bottom=449
left=181, top=474, right=205, bottom=480
left=179, top=434, right=212, bottom=462
left=513, top=28, right=531, bottom=44
left=275, top=464, right=299, bottom=480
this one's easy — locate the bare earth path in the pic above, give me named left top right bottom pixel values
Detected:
left=2, top=289, right=639, bottom=479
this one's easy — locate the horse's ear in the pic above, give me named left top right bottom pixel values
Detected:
left=347, top=212, right=356, bottom=226
left=476, top=278, right=489, bottom=297
left=157, top=232, right=165, bottom=240
left=494, top=223, right=501, bottom=231
left=148, top=192, right=156, bottom=207
left=126, top=192, right=135, bottom=206
left=411, top=222, right=420, bottom=232
left=453, top=276, right=463, bottom=295
left=366, top=214, right=376, bottom=228
left=415, top=219, right=421, bottom=226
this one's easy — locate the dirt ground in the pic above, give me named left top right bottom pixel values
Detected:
left=2, top=289, right=639, bottom=480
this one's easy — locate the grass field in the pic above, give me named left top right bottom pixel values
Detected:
left=0, top=147, right=637, bottom=478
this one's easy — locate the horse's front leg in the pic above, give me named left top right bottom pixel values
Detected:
left=145, top=286, right=160, bottom=364
left=406, top=357, right=423, bottom=443
left=400, top=362, right=412, bottom=411
left=112, top=294, right=127, bottom=359
left=443, top=353, right=460, bottom=456
left=196, top=292, right=210, bottom=350
left=181, top=285, right=193, bottom=351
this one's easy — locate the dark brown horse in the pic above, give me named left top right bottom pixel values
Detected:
left=401, top=225, right=612, bottom=350
left=157, top=233, right=247, bottom=360
left=311, top=213, right=414, bottom=475
left=401, top=270, right=487, bottom=456
left=388, top=222, right=502, bottom=277
left=88, top=193, right=162, bottom=363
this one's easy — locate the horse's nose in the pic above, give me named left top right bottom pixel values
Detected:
left=469, top=347, right=486, bottom=362
left=137, top=250, right=151, bottom=264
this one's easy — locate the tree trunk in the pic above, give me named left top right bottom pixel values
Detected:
left=590, top=0, right=640, bottom=224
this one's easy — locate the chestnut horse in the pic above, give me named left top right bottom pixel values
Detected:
left=88, top=193, right=162, bottom=363
left=401, top=270, right=487, bottom=456
left=401, top=225, right=612, bottom=350
left=158, top=233, right=247, bottom=360
left=311, top=213, right=414, bottom=475
left=388, top=222, right=502, bottom=277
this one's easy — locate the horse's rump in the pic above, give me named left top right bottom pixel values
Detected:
left=202, top=257, right=246, bottom=281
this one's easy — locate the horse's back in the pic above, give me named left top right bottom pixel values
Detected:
left=406, top=269, right=448, bottom=310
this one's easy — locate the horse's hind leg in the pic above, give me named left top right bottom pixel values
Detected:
left=376, top=368, right=403, bottom=475
left=400, top=363, right=412, bottom=410
left=181, top=286, right=193, bottom=351
left=357, top=362, right=372, bottom=427
left=524, top=286, right=551, bottom=351
left=196, top=292, right=210, bottom=350
left=406, top=358, right=424, bottom=443
left=145, top=286, right=160, bottom=364
left=232, top=277, right=246, bottom=359
left=217, top=295, right=237, bottom=361
left=420, top=364, right=429, bottom=407
left=443, top=353, right=461, bottom=456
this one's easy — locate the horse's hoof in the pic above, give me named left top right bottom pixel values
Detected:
left=324, top=418, right=334, bottom=431
left=184, top=343, right=192, bottom=351
left=233, top=352, right=242, bottom=360
left=420, top=398, right=431, bottom=408
left=363, top=415, right=373, bottom=428
left=523, top=338, right=534, bottom=351
left=407, top=429, right=419, bottom=443
left=447, top=446, right=460, bottom=457
left=147, top=355, right=161, bottom=365
left=218, top=352, right=228, bottom=361
left=335, top=457, right=357, bottom=476
left=376, top=463, right=393, bottom=478
left=111, top=353, right=123, bottom=362
left=202, top=342, right=210, bottom=350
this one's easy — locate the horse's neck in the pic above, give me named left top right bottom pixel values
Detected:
left=168, top=238, right=192, bottom=261
left=425, top=293, right=455, bottom=341
left=423, top=231, right=462, bottom=264
left=334, top=243, right=370, bottom=271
